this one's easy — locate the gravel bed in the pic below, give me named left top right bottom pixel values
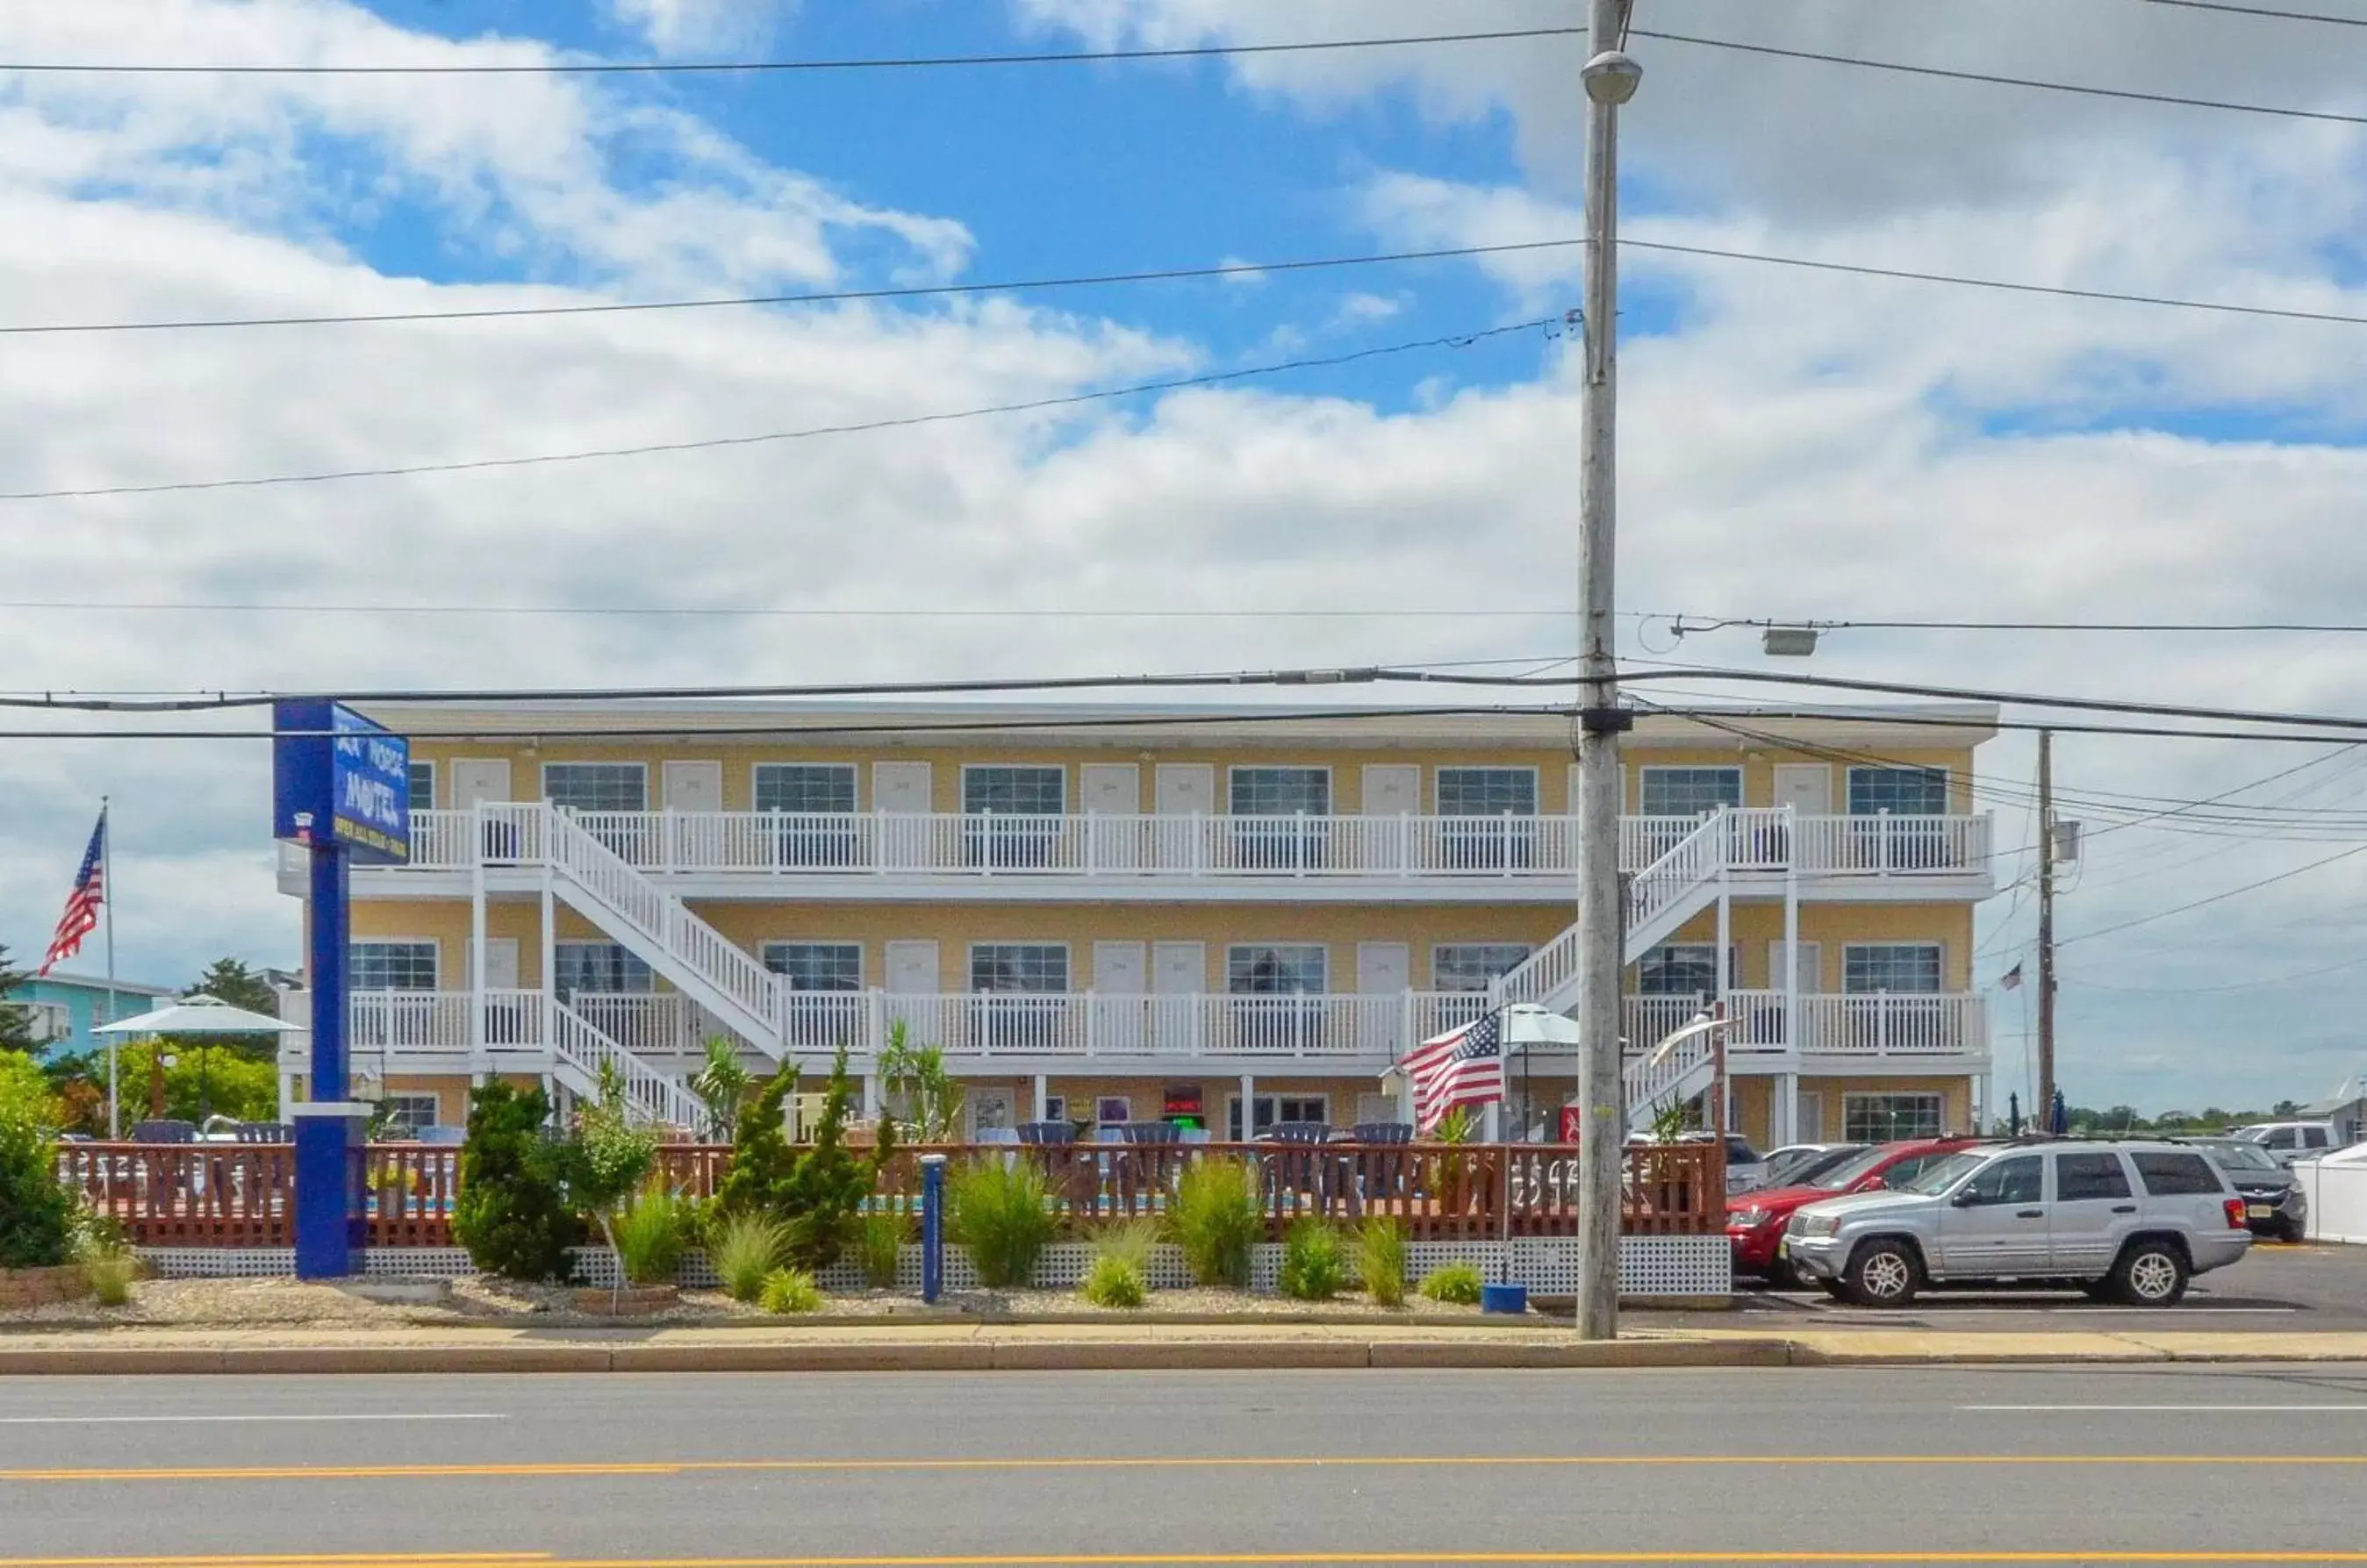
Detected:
left=1, top=1277, right=1478, bottom=1328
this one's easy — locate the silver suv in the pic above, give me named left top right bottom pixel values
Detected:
left=1782, top=1141, right=2251, bottom=1307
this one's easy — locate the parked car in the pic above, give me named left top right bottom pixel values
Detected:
left=2231, top=1121, right=2344, bottom=1166
left=1782, top=1140, right=2251, bottom=1307
left=1760, top=1142, right=1870, bottom=1189
left=1726, top=1136, right=1980, bottom=1284
left=2179, top=1137, right=2308, bottom=1242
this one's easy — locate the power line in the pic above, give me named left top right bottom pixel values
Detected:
left=0, top=599, right=1586, bottom=620
left=0, top=26, right=1585, bottom=75
left=2141, top=0, right=2367, bottom=25
left=2066, top=949, right=2367, bottom=992
left=1655, top=612, right=2367, bottom=637
left=2058, top=840, right=2367, bottom=947
left=1633, top=26, right=2367, bottom=131
left=0, top=240, right=1587, bottom=337
left=0, top=316, right=1555, bottom=504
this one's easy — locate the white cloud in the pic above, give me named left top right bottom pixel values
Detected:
left=606, top=0, right=801, bottom=59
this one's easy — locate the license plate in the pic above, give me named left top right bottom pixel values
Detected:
left=2248, top=1204, right=2274, bottom=1219
left=1777, top=1239, right=1790, bottom=1258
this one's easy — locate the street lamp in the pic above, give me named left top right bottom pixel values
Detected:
left=1573, top=2, right=1641, bottom=1344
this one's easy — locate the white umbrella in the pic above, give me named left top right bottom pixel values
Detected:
left=94, top=994, right=299, bottom=1036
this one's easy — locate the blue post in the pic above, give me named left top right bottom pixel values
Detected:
left=293, top=838, right=365, bottom=1278
left=920, top=1154, right=947, bottom=1305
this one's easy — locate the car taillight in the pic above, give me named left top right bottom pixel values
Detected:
left=2224, top=1198, right=2249, bottom=1230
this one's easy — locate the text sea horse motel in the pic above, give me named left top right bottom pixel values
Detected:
left=272, top=699, right=2001, bottom=1149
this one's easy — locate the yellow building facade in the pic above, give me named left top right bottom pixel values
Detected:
left=280, top=701, right=1999, bottom=1150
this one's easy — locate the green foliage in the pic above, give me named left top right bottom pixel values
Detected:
left=708, top=1211, right=789, bottom=1303
left=175, top=959, right=282, bottom=1059
left=1093, top=1217, right=1161, bottom=1277
left=1278, top=1217, right=1351, bottom=1302
left=758, top=1266, right=823, bottom=1314
left=1170, top=1156, right=1259, bottom=1288
left=949, top=1157, right=1058, bottom=1288
left=878, top=1020, right=962, bottom=1142
left=713, top=1049, right=889, bottom=1271
left=854, top=1209, right=908, bottom=1289
left=1647, top=1095, right=1691, bottom=1143
left=0, top=1052, right=74, bottom=1268
left=1358, top=1218, right=1408, bottom=1308
left=552, top=1070, right=660, bottom=1225
left=612, top=1185, right=688, bottom=1286
left=1079, top=1254, right=1146, bottom=1309
left=82, top=1246, right=139, bottom=1307
left=451, top=1081, right=580, bottom=1282
left=691, top=1037, right=753, bottom=1143
left=56, top=1041, right=278, bottom=1127
left=0, top=943, right=34, bottom=1055
left=1431, top=1106, right=1475, bottom=1145
left=1418, top=1260, right=1485, bottom=1307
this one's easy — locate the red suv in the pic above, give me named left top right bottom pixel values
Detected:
left=1727, top=1136, right=1988, bottom=1285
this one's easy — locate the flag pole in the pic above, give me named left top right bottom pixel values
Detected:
left=102, top=798, right=118, bottom=1139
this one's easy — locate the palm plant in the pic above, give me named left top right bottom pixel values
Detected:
left=691, top=1037, right=753, bottom=1144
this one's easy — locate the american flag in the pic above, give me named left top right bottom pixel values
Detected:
left=37, top=809, right=106, bottom=977
left=1404, top=1009, right=1504, bottom=1135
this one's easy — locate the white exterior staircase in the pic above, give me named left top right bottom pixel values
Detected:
left=549, top=997, right=710, bottom=1132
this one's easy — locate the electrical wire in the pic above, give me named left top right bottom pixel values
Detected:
left=0, top=26, right=1586, bottom=75
left=2057, top=840, right=2367, bottom=947
left=0, top=317, right=1555, bottom=504
left=0, top=241, right=1587, bottom=337
left=1653, top=612, right=2367, bottom=637
left=1632, top=26, right=2367, bottom=131
left=2063, top=949, right=2367, bottom=992
left=2141, top=0, right=2367, bottom=25
left=0, top=599, right=1587, bottom=621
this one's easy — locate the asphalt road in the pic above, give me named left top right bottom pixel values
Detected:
left=5, top=1364, right=2367, bottom=1564
left=1632, top=1239, right=2367, bottom=1333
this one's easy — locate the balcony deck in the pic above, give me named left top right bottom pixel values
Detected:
left=341, top=807, right=1995, bottom=904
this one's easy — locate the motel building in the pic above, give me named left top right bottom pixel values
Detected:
left=273, top=701, right=2001, bottom=1148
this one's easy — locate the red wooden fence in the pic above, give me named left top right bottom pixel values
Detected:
left=60, top=1139, right=1722, bottom=1249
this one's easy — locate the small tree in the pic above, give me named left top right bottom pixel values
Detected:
left=0, top=944, right=37, bottom=1056
left=0, top=1052, right=75, bottom=1267
left=452, top=1081, right=580, bottom=1281
left=714, top=1048, right=891, bottom=1271
left=878, top=1020, right=961, bottom=1142
left=551, top=1064, right=660, bottom=1297
left=691, top=1036, right=753, bottom=1144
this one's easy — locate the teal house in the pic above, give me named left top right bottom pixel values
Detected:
left=6, top=972, right=175, bottom=1060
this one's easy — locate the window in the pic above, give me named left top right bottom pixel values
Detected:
left=1844, top=944, right=1944, bottom=994
left=1230, top=767, right=1329, bottom=816
left=1847, top=766, right=1948, bottom=816
left=1843, top=1092, right=1943, bottom=1142
left=407, top=760, right=434, bottom=811
left=1095, top=1096, right=1132, bottom=1126
left=2056, top=1151, right=2134, bottom=1201
left=25, top=1000, right=73, bottom=1044
left=1635, top=944, right=1732, bottom=997
left=764, top=942, right=861, bottom=991
left=963, top=766, right=1065, bottom=816
left=1042, top=1095, right=1068, bottom=1124
left=1227, top=1093, right=1330, bottom=1139
left=970, top=944, right=1068, bottom=993
left=1227, top=944, right=1327, bottom=994
left=542, top=763, right=647, bottom=813
left=754, top=764, right=857, bottom=814
left=1956, top=1154, right=2042, bottom=1206
left=555, top=942, right=653, bottom=999
left=2132, top=1151, right=2224, bottom=1196
left=377, top=1092, right=442, bottom=1135
left=1639, top=767, right=1742, bottom=818
left=1436, top=768, right=1536, bottom=817
left=1432, top=944, right=1533, bottom=992
left=1877, top=1151, right=1952, bottom=1189
left=351, top=941, right=438, bottom=992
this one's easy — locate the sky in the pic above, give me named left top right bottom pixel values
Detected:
left=4, top=0, right=2367, bottom=1113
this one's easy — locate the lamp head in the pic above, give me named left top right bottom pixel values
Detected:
left=1582, top=49, right=1643, bottom=106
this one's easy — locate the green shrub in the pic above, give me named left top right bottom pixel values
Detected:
left=1278, top=1217, right=1351, bottom=1301
left=758, top=1266, right=823, bottom=1314
left=714, top=1049, right=893, bottom=1271
left=950, top=1157, right=1058, bottom=1288
left=82, top=1251, right=139, bottom=1308
left=855, top=1210, right=908, bottom=1289
left=0, top=1054, right=73, bottom=1269
left=1418, top=1260, right=1485, bottom=1306
left=708, top=1211, right=788, bottom=1302
left=1079, top=1254, right=1146, bottom=1309
left=1094, top=1217, right=1161, bottom=1277
left=451, top=1082, right=580, bottom=1282
left=1170, top=1157, right=1259, bottom=1288
left=1358, top=1218, right=1408, bottom=1308
left=612, top=1186, right=687, bottom=1286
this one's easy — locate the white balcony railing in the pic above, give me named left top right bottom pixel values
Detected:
left=391, top=807, right=1990, bottom=885
left=1625, top=991, right=1987, bottom=1058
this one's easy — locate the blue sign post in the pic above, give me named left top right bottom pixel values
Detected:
left=920, top=1154, right=947, bottom=1305
left=273, top=699, right=410, bottom=1279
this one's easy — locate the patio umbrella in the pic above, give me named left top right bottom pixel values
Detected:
left=95, top=994, right=300, bottom=1134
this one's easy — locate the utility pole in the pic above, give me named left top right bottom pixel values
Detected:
left=1574, top=0, right=1642, bottom=1343
left=2036, top=729, right=2057, bottom=1127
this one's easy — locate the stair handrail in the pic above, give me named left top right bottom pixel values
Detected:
left=551, top=999, right=706, bottom=1132
left=1488, top=809, right=1739, bottom=1012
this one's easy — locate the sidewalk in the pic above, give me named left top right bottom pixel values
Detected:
left=4, top=1321, right=2366, bottom=1373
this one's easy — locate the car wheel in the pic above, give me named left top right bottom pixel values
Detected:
left=2110, top=1240, right=2191, bottom=1307
left=2280, top=1221, right=2308, bottom=1245
left=1765, top=1257, right=1804, bottom=1290
left=1838, top=1239, right=1920, bottom=1307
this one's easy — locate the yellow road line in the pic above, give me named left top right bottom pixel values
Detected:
left=11, top=1554, right=2367, bottom=1566
left=7, top=1452, right=2367, bottom=1483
